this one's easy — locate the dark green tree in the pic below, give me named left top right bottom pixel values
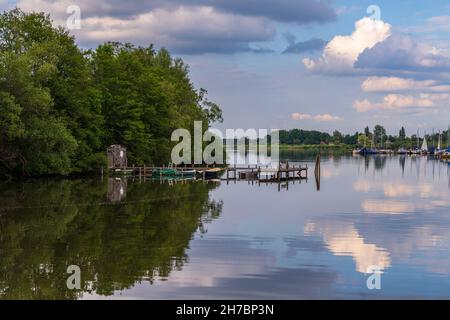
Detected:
left=333, top=130, right=343, bottom=144
left=374, top=125, right=387, bottom=147
left=399, top=127, right=406, bottom=141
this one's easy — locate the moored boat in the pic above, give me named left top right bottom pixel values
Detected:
left=356, top=147, right=378, bottom=155
left=420, top=137, right=429, bottom=155
left=442, top=149, right=450, bottom=160
left=435, top=132, right=445, bottom=157
left=379, top=149, right=394, bottom=155
left=197, top=167, right=224, bottom=179
left=152, top=168, right=197, bottom=178
left=152, top=168, right=178, bottom=177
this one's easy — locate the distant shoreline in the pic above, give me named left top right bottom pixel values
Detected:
left=279, top=144, right=353, bottom=151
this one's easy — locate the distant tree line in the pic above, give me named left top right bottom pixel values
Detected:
left=279, top=125, right=450, bottom=149
left=359, top=125, right=450, bottom=149
left=0, top=9, right=222, bottom=177
left=279, top=129, right=359, bottom=145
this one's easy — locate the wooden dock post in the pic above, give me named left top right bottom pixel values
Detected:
left=258, top=166, right=261, bottom=186
left=315, top=154, right=321, bottom=191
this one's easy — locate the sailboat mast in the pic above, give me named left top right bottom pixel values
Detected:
left=438, top=131, right=441, bottom=150
left=448, top=126, right=450, bottom=148
left=417, top=129, right=419, bottom=149
left=432, top=129, right=435, bottom=148
left=421, top=131, right=428, bottom=152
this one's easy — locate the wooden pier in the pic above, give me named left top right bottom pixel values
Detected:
left=109, top=162, right=308, bottom=183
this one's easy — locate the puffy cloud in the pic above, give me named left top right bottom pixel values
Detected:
left=429, top=85, right=450, bottom=92
left=303, top=17, right=450, bottom=78
left=200, top=0, right=337, bottom=25
left=291, top=113, right=343, bottom=121
left=419, top=93, right=450, bottom=102
left=314, top=114, right=343, bottom=122
left=300, top=16, right=450, bottom=116
left=20, top=0, right=337, bottom=24
left=20, top=3, right=276, bottom=54
left=291, top=113, right=312, bottom=120
left=17, top=0, right=337, bottom=54
left=353, top=94, right=435, bottom=113
left=82, top=6, right=277, bottom=54
left=282, top=36, right=326, bottom=54
left=361, top=77, right=437, bottom=92
left=421, top=15, right=450, bottom=32
left=404, top=15, right=450, bottom=33
left=355, top=34, right=450, bottom=72
left=303, top=17, right=392, bottom=74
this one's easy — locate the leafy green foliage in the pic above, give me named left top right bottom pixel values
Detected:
left=279, top=129, right=359, bottom=146
left=0, top=9, right=222, bottom=176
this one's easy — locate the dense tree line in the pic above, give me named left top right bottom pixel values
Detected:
left=279, top=129, right=359, bottom=145
left=0, top=9, right=222, bottom=177
left=359, top=126, right=450, bottom=149
left=280, top=125, right=450, bottom=149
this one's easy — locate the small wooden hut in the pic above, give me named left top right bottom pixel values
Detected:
left=107, top=145, right=127, bottom=169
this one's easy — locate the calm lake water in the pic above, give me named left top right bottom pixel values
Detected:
left=1, top=153, right=450, bottom=299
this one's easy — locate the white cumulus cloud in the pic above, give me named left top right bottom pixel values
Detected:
left=353, top=94, right=435, bottom=112
left=361, top=77, right=437, bottom=92
left=291, top=113, right=312, bottom=120
left=302, top=17, right=391, bottom=74
left=291, top=113, right=343, bottom=121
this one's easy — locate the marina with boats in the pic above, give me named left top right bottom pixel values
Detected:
left=353, top=127, right=450, bottom=160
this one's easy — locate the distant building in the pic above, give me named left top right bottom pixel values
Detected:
left=107, top=145, right=127, bottom=168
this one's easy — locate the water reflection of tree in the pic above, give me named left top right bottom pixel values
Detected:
left=0, top=179, right=221, bottom=299
left=373, top=156, right=387, bottom=171
left=359, top=156, right=387, bottom=172
left=399, top=156, right=406, bottom=176
left=280, top=150, right=347, bottom=163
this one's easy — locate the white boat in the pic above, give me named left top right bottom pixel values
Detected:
left=421, top=136, right=428, bottom=155
left=436, top=133, right=444, bottom=157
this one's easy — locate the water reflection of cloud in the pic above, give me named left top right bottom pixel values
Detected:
left=362, top=200, right=414, bottom=214
left=304, top=222, right=391, bottom=273
left=84, top=236, right=340, bottom=299
left=321, top=167, right=341, bottom=178
left=363, top=199, right=450, bottom=214
left=353, top=180, right=450, bottom=214
left=353, top=180, right=371, bottom=193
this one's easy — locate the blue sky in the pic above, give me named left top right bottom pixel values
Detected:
left=2, top=0, right=450, bottom=135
